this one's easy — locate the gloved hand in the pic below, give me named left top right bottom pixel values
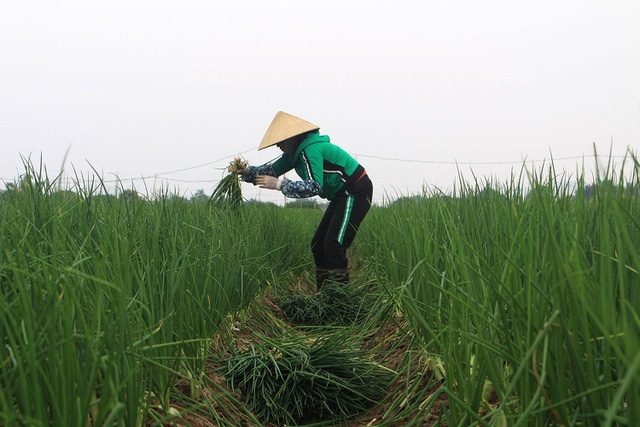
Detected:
left=255, top=175, right=284, bottom=190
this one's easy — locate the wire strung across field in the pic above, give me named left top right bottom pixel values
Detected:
left=1, top=151, right=633, bottom=195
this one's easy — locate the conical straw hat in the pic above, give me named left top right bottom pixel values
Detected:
left=258, top=111, right=320, bottom=151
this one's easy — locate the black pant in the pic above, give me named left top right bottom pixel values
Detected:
left=311, top=175, right=373, bottom=286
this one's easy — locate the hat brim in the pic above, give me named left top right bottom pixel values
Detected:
left=259, top=112, right=320, bottom=150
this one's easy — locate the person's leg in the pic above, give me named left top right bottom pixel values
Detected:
left=311, top=202, right=336, bottom=290
left=323, top=176, right=373, bottom=284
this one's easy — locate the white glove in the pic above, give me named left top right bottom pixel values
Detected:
left=255, top=175, right=285, bottom=190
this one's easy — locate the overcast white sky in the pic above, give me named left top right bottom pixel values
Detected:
left=1, top=0, right=639, bottom=203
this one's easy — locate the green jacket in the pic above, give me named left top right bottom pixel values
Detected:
left=272, top=131, right=362, bottom=200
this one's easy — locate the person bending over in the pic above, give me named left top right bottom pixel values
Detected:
left=236, top=111, right=373, bottom=289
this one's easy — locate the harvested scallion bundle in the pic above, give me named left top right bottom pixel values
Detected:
left=280, top=283, right=373, bottom=326
left=210, top=157, right=248, bottom=207
left=223, top=333, right=393, bottom=425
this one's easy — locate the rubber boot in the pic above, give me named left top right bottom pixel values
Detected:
left=315, top=268, right=330, bottom=291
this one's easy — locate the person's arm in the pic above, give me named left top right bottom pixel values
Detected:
left=280, top=179, right=322, bottom=198
left=280, top=147, right=323, bottom=198
left=241, top=164, right=276, bottom=184
left=241, top=155, right=293, bottom=184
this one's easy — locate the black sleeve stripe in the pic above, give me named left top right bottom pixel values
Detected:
left=301, top=151, right=316, bottom=181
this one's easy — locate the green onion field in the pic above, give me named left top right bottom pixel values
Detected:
left=1, top=156, right=639, bottom=426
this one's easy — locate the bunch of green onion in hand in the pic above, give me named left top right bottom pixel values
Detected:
left=209, top=157, right=248, bottom=207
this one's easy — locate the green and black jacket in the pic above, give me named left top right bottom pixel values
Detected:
left=245, top=131, right=364, bottom=200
